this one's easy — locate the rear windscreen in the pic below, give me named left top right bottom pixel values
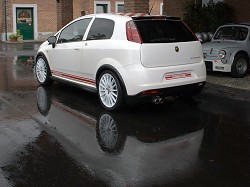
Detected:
left=134, top=20, right=197, bottom=43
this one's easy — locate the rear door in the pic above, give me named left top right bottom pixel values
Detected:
left=134, top=19, right=202, bottom=68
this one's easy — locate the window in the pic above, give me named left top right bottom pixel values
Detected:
left=214, top=26, right=248, bottom=41
left=134, top=20, right=197, bottom=43
left=116, top=2, right=124, bottom=13
left=94, top=1, right=110, bottom=13
left=58, top=18, right=92, bottom=43
left=87, top=18, right=114, bottom=40
left=160, top=3, right=163, bottom=15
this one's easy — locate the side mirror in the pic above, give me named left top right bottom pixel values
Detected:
left=47, top=36, right=57, bottom=48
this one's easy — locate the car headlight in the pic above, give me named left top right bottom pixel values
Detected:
left=221, top=59, right=227, bottom=64
left=219, top=50, right=226, bottom=59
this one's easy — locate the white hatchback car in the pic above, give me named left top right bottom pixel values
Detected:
left=35, top=14, right=206, bottom=111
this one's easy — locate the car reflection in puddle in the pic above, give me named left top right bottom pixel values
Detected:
left=14, top=56, right=35, bottom=78
left=36, top=85, right=205, bottom=186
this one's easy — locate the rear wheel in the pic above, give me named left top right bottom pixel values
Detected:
left=98, top=70, right=124, bottom=111
left=231, top=54, right=249, bottom=78
left=35, top=56, right=53, bottom=85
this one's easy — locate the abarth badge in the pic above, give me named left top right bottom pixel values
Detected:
left=175, top=46, right=179, bottom=52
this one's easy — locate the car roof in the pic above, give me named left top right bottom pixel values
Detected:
left=219, top=23, right=250, bottom=29
left=80, top=13, right=181, bottom=22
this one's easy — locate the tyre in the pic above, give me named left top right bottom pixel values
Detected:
left=231, top=54, right=249, bottom=78
left=35, top=55, right=53, bottom=85
left=96, top=113, right=126, bottom=154
left=98, top=70, right=124, bottom=111
left=36, top=86, right=51, bottom=116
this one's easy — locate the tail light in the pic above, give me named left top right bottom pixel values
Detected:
left=126, top=21, right=142, bottom=44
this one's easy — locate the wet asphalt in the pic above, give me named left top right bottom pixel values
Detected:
left=0, top=42, right=249, bottom=187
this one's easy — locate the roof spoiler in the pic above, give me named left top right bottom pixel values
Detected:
left=132, top=16, right=181, bottom=21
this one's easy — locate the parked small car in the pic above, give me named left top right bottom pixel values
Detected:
left=202, top=24, right=250, bottom=77
left=35, top=14, right=206, bottom=111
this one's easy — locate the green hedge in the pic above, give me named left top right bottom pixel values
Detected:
left=183, top=2, right=233, bottom=33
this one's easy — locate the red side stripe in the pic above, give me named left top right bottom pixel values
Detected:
left=51, top=70, right=96, bottom=86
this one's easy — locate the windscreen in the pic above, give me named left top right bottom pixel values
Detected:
left=134, top=20, right=197, bottom=43
left=213, top=26, right=248, bottom=41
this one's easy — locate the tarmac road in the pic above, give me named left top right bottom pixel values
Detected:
left=0, top=42, right=249, bottom=186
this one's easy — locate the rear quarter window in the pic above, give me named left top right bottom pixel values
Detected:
left=134, top=20, right=197, bottom=43
left=87, top=18, right=114, bottom=40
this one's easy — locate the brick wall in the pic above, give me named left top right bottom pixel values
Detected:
left=36, top=0, right=58, bottom=32
left=149, top=0, right=163, bottom=15
left=73, top=0, right=83, bottom=18
left=81, top=0, right=126, bottom=15
left=5, top=0, right=58, bottom=33
left=225, top=0, right=250, bottom=23
left=82, top=0, right=92, bottom=15
left=0, top=0, right=3, bottom=33
left=124, top=0, right=149, bottom=13
left=57, top=0, right=73, bottom=30
left=61, top=0, right=73, bottom=27
left=2, top=0, right=249, bottom=41
left=163, top=0, right=193, bottom=18
left=6, top=0, right=12, bottom=33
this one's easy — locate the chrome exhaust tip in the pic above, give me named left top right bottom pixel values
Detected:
left=152, top=96, right=163, bottom=104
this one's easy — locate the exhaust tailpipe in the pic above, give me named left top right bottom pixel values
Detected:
left=152, top=96, right=163, bottom=104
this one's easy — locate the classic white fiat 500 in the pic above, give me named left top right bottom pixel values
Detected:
left=202, top=24, right=250, bottom=78
left=35, top=14, right=206, bottom=111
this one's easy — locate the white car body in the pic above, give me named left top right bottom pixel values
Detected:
left=36, top=14, right=206, bottom=110
left=202, top=24, right=250, bottom=77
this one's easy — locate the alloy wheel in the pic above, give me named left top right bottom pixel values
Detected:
left=99, top=73, right=118, bottom=108
left=36, top=57, right=48, bottom=83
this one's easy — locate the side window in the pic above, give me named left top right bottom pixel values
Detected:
left=87, top=18, right=114, bottom=40
left=58, top=18, right=91, bottom=43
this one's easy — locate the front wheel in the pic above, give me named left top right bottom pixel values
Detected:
left=35, top=56, right=53, bottom=85
left=231, top=54, right=249, bottom=78
left=98, top=70, right=124, bottom=111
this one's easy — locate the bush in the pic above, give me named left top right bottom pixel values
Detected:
left=183, top=1, right=233, bottom=33
left=9, top=30, right=21, bottom=41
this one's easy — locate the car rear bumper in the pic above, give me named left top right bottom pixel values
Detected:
left=119, top=60, right=206, bottom=96
left=125, top=81, right=206, bottom=104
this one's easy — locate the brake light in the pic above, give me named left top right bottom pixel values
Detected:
left=126, top=21, right=142, bottom=44
left=142, top=90, right=159, bottom=95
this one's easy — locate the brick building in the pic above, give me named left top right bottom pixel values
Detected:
left=0, top=0, right=163, bottom=41
left=0, top=0, right=249, bottom=42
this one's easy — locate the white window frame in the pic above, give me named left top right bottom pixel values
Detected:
left=115, top=2, right=124, bottom=13
left=12, top=4, right=38, bottom=40
left=160, top=3, right=163, bottom=15
left=94, top=1, right=110, bottom=14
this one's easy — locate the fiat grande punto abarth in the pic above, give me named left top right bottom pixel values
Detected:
left=35, top=14, right=206, bottom=111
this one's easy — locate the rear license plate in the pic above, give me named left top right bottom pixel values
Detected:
left=165, top=72, right=192, bottom=80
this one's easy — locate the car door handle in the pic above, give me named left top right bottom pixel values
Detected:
left=74, top=48, right=80, bottom=51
